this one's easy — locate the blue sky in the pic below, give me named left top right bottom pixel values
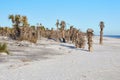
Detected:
left=0, top=0, right=120, bottom=35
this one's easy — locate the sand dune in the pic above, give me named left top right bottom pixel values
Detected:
left=0, top=36, right=120, bottom=80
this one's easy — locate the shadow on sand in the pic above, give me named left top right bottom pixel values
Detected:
left=60, top=44, right=76, bottom=49
left=60, top=44, right=89, bottom=52
left=0, top=47, right=62, bottom=63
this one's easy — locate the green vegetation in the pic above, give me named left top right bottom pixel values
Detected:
left=0, top=14, right=105, bottom=52
left=0, top=15, right=87, bottom=49
left=0, top=43, right=9, bottom=55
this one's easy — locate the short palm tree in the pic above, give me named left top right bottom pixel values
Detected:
left=87, top=29, right=94, bottom=52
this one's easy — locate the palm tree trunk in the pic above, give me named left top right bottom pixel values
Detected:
left=100, top=29, right=103, bottom=44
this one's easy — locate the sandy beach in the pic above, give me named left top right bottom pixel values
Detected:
left=0, top=36, right=120, bottom=80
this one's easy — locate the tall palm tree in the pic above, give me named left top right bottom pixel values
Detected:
left=60, top=21, right=66, bottom=42
left=15, top=15, right=21, bottom=27
left=56, top=19, right=59, bottom=41
left=9, top=14, right=21, bottom=39
left=99, top=21, right=104, bottom=45
left=69, top=26, right=73, bottom=41
left=15, top=15, right=21, bottom=38
left=56, top=19, right=59, bottom=30
left=22, top=16, right=28, bottom=27
left=9, top=15, right=15, bottom=26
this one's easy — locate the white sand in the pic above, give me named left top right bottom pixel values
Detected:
left=0, top=36, right=120, bottom=80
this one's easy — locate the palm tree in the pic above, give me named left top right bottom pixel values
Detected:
left=9, top=14, right=21, bottom=39
left=38, top=23, right=45, bottom=38
left=9, top=15, right=15, bottom=26
left=15, top=15, right=21, bottom=38
left=60, top=21, right=66, bottom=42
left=15, top=15, right=21, bottom=27
left=56, top=19, right=59, bottom=30
left=22, top=16, right=28, bottom=27
left=87, top=28, right=94, bottom=52
left=99, top=21, right=104, bottom=45
left=69, top=26, right=73, bottom=41
left=56, top=19, right=59, bottom=41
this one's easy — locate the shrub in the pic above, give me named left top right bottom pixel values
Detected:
left=0, top=43, right=9, bottom=55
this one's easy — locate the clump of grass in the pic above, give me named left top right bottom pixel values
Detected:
left=0, top=43, right=9, bottom=55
